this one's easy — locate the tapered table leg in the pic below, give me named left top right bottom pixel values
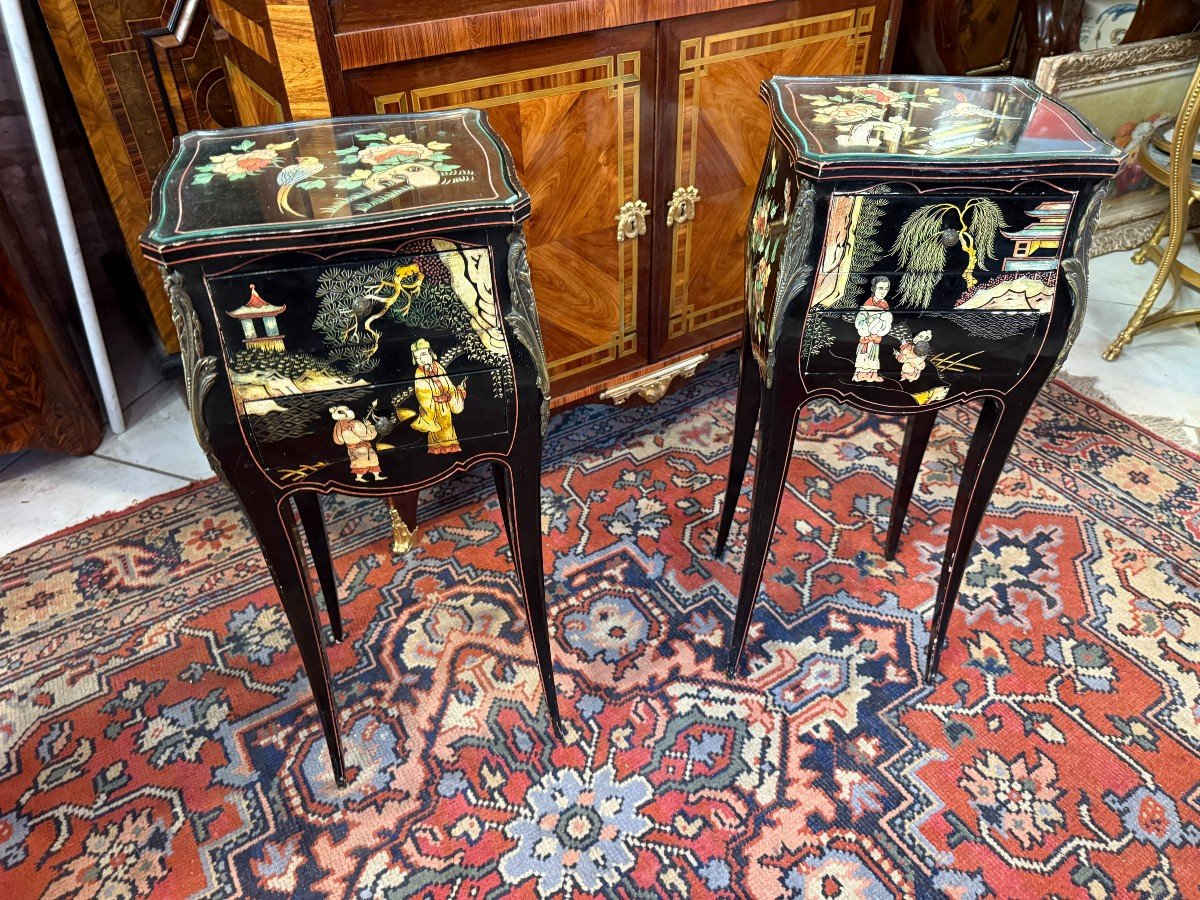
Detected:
left=294, top=492, right=343, bottom=643
left=495, top=459, right=563, bottom=735
left=885, top=411, right=937, bottom=560
left=243, top=500, right=347, bottom=786
left=726, top=394, right=803, bottom=675
left=924, top=397, right=1027, bottom=682
left=716, top=331, right=763, bottom=558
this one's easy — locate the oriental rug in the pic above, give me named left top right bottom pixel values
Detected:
left=1, top=353, right=1199, bottom=899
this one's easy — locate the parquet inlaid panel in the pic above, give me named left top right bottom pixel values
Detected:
left=667, top=7, right=875, bottom=341
left=383, top=50, right=647, bottom=386
left=37, top=0, right=240, bottom=355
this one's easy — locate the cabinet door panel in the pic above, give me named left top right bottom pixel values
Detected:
left=654, top=0, right=894, bottom=359
left=345, top=26, right=656, bottom=396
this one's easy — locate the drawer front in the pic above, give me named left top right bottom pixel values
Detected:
left=810, top=188, right=1077, bottom=313
left=205, top=240, right=518, bottom=486
left=801, top=307, right=1049, bottom=405
left=798, top=183, right=1074, bottom=406
left=243, top=368, right=512, bottom=485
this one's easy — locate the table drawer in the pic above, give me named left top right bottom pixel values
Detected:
left=240, top=364, right=513, bottom=485
left=206, top=240, right=511, bottom=385
left=809, top=188, right=1075, bottom=312
left=801, top=308, right=1048, bottom=404
left=204, top=240, right=519, bottom=487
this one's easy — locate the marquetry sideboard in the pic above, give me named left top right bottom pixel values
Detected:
left=190, top=0, right=901, bottom=407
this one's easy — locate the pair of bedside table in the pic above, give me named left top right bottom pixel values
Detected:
left=717, top=76, right=1120, bottom=680
left=143, top=77, right=1119, bottom=783
left=141, top=110, right=558, bottom=785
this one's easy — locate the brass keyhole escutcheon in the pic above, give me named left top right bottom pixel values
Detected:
left=666, top=186, right=700, bottom=227
left=615, top=200, right=649, bottom=242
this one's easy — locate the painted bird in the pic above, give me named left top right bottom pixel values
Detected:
left=276, top=156, right=324, bottom=217
left=936, top=91, right=1018, bottom=123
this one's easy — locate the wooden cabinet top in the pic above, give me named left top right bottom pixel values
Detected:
left=764, top=76, right=1123, bottom=179
left=331, top=0, right=799, bottom=70
left=141, top=109, right=528, bottom=265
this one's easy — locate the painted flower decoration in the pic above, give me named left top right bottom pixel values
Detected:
left=357, top=137, right=443, bottom=166
left=188, top=131, right=474, bottom=219
left=816, top=102, right=884, bottom=125
left=749, top=254, right=774, bottom=337
left=751, top=194, right=777, bottom=251
left=322, top=132, right=469, bottom=216
left=754, top=256, right=773, bottom=303
left=499, top=765, right=652, bottom=894
left=800, top=83, right=941, bottom=127
left=840, top=83, right=906, bottom=105
left=191, top=139, right=296, bottom=184
left=959, top=750, right=1065, bottom=849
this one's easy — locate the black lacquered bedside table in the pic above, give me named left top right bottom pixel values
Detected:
left=716, top=76, right=1120, bottom=681
left=141, top=110, right=558, bottom=785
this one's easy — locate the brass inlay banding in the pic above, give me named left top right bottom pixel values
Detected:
left=668, top=7, right=875, bottom=339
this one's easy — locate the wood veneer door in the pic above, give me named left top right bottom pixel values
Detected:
left=653, top=0, right=895, bottom=360
left=345, top=26, right=656, bottom=397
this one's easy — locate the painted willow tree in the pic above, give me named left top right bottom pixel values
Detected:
left=891, top=199, right=1007, bottom=307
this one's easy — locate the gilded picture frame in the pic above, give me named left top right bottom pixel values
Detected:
left=1035, top=33, right=1200, bottom=256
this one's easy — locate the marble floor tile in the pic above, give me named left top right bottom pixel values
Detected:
left=1090, top=241, right=1200, bottom=311
left=0, top=450, right=190, bottom=556
left=1059, top=259, right=1200, bottom=449
left=96, top=380, right=214, bottom=481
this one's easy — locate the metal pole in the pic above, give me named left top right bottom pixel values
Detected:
left=0, top=0, right=126, bottom=432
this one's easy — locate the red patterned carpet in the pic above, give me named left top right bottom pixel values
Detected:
left=2, top=353, right=1199, bottom=899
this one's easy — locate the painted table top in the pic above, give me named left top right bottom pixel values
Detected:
left=764, top=76, right=1122, bottom=175
left=142, top=109, right=528, bottom=263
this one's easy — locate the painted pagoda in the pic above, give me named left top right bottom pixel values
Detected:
left=1001, top=200, right=1070, bottom=272
left=227, top=285, right=286, bottom=352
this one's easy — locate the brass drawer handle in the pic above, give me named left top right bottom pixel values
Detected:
left=666, top=185, right=700, bottom=226
left=616, top=200, right=649, bottom=242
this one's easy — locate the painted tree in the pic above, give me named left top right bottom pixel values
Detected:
left=890, top=199, right=1006, bottom=307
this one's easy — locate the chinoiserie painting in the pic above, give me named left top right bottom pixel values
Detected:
left=168, top=116, right=500, bottom=238
left=207, top=239, right=514, bottom=486
left=746, top=137, right=797, bottom=368
left=786, top=81, right=1038, bottom=158
left=190, top=130, right=474, bottom=219
left=801, top=185, right=1076, bottom=406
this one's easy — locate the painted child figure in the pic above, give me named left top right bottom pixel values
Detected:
left=329, top=405, right=386, bottom=482
left=853, top=275, right=893, bottom=382
left=895, top=330, right=932, bottom=381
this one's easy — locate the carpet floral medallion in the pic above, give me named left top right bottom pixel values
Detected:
left=1, top=353, right=1199, bottom=898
